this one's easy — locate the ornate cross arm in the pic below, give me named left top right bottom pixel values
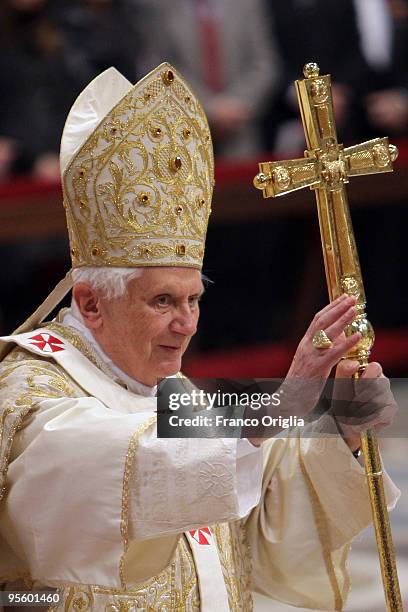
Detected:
left=254, top=136, right=398, bottom=198
left=253, top=62, right=402, bottom=611
left=254, top=157, right=319, bottom=197
left=346, top=138, right=398, bottom=177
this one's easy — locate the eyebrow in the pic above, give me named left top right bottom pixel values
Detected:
left=151, top=285, right=205, bottom=298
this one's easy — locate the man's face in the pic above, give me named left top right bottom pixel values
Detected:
left=96, top=267, right=203, bottom=386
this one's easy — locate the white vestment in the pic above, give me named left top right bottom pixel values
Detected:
left=0, top=318, right=400, bottom=611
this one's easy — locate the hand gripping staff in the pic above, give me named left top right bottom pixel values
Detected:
left=253, top=63, right=402, bottom=611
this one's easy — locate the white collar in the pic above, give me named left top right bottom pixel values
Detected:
left=61, top=305, right=157, bottom=397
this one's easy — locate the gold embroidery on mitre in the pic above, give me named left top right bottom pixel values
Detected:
left=63, top=63, right=214, bottom=270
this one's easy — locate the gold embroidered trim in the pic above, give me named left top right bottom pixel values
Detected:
left=119, top=415, right=157, bottom=588
left=25, top=365, right=77, bottom=401
left=0, top=574, right=176, bottom=595
left=339, top=541, right=351, bottom=604
left=0, top=366, right=34, bottom=500
left=298, top=436, right=345, bottom=611
left=45, top=322, right=132, bottom=393
left=45, top=323, right=111, bottom=376
left=212, top=522, right=253, bottom=611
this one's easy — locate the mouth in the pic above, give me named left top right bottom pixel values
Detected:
left=159, top=345, right=183, bottom=353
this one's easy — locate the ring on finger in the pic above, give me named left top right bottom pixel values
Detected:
left=312, top=329, right=333, bottom=350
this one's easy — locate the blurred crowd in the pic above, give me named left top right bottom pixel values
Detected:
left=1, top=0, right=408, bottom=180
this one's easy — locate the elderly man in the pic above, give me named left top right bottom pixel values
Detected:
left=0, top=64, right=399, bottom=611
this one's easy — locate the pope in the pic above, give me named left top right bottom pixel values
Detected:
left=0, top=63, right=399, bottom=611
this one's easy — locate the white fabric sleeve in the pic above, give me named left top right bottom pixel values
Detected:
left=244, top=429, right=400, bottom=610
left=236, top=439, right=263, bottom=517
left=1, top=396, right=263, bottom=589
left=128, top=432, right=263, bottom=541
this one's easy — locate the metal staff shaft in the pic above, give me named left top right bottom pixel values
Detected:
left=360, top=427, right=402, bottom=610
left=314, top=182, right=403, bottom=611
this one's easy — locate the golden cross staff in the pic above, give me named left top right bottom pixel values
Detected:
left=253, top=63, right=402, bottom=611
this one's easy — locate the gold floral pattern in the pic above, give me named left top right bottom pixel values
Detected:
left=214, top=521, right=254, bottom=611
left=63, top=63, right=214, bottom=270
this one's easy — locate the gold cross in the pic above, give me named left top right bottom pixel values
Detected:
left=253, top=62, right=402, bottom=611
left=254, top=62, right=397, bottom=200
left=254, top=62, right=398, bottom=349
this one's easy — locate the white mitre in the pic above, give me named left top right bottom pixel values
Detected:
left=60, top=68, right=132, bottom=175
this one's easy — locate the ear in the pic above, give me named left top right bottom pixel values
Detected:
left=72, top=283, right=103, bottom=330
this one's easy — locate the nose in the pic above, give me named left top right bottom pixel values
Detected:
left=170, top=306, right=198, bottom=336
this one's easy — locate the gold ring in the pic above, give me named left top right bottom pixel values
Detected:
left=312, top=329, right=333, bottom=349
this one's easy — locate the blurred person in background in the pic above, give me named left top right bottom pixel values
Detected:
left=0, top=0, right=86, bottom=180
left=353, top=0, right=408, bottom=139
left=349, top=0, right=408, bottom=330
left=135, top=0, right=279, bottom=159
left=0, top=0, right=83, bottom=339
left=264, top=0, right=408, bottom=151
left=53, top=0, right=139, bottom=84
left=0, top=0, right=140, bottom=181
left=264, top=0, right=368, bottom=152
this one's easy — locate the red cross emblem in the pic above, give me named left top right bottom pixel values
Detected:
left=189, top=527, right=212, bottom=545
left=27, top=333, right=65, bottom=353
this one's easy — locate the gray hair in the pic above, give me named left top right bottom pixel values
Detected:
left=72, top=267, right=145, bottom=300
left=71, top=266, right=211, bottom=304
